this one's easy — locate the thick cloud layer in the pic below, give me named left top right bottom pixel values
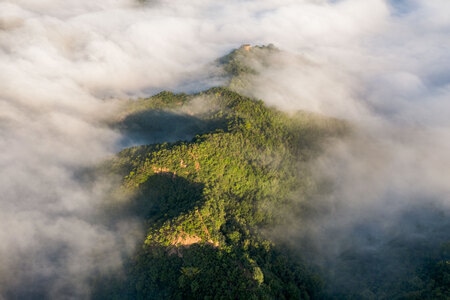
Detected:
left=1, top=0, right=449, bottom=298
left=240, top=0, right=450, bottom=296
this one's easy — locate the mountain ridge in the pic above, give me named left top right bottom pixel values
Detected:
left=93, top=46, right=449, bottom=299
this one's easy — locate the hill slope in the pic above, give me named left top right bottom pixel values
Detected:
left=93, top=45, right=450, bottom=299
left=94, top=85, right=347, bottom=299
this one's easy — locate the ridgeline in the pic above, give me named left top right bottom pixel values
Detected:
left=93, top=46, right=449, bottom=300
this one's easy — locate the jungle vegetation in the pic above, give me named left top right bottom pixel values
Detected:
left=92, top=45, right=449, bottom=299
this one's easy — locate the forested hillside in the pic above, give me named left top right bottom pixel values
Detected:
left=91, top=46, right=449, bottom=299
left=94, top=85, right=347, bottom=299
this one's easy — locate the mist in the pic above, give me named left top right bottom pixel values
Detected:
left=236, top=0, right=450, bottom=297
left=1, top=0, right=449, bottom=298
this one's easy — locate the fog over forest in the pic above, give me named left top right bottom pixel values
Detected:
left=1, top=0, right=449, bottom=298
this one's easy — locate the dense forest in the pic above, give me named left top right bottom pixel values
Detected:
left=91, top=46, right=449, bottom=299
left=94, top=85, right=344, bottom=299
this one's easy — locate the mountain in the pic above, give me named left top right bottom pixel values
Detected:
left=92, top=46, right=449, bottom=299
left=94, top=83, right=346, bottom=298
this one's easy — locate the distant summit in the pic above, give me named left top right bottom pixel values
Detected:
left=218, top=43, right=279, bottom=77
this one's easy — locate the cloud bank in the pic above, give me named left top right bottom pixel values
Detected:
left=1, top=0, right=449, bottom=298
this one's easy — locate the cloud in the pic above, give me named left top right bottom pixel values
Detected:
left=240, top=0, right=450, bottom=296
left=1, top=0, right=449, bottom=298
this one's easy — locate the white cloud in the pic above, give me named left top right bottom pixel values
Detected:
left=1, top=0, right=449, bottom=297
